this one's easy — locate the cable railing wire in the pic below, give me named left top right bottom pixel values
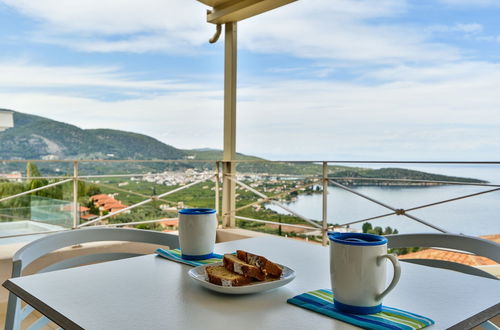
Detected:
left=0, top=159, right=498, bottom=241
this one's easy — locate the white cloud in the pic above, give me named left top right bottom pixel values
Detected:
left=476, top=34, right=500, bottom=43
left=437, top=0, right=500, bottom=7
left=363, top=61, right=500, bottom=82
left=1, top=0, right=499, bottom=161
left=39, top=35, right=200, bottom=55
left=454, top=23, right=483, bottom=34
left=233, top=59, right=500, bottom=160
left=2, top=60, right=499, bottom=160
left=429, top=23, right=483, bottom=34
left=235, top=0, right=459, bottom=64
left=1, top=91, right=225, bottom=150
left=1, top=0, right=213, bottom=53
left=0, top=61, right=205, bottom=91
left=1, top=0, right=460, bottom=63
left=1, top=0, right=207, bottom=35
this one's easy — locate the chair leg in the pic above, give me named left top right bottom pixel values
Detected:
left=478, top=321, right=500, bottom=330
left=4, top=292, right=21, bottom=330
left=27, top=315, right=53, bottom=330
left=21, top=305, right=35, bottom=319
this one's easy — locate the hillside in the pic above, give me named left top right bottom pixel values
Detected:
left=184, top=149, right=485, bottom=184
left=86, top=129, right=185, bottom=160
left=185, top=149, right=263, bottom=161
left=0, top=111, right=185, bottom=160
left=0, top=111, right=487, bottom=184
left=330, top=167, right=484, bottom=185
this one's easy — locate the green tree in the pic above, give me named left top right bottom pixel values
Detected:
left=135, top=223, right=163, bottom=231
left=27, top=162, right=48, bottom=192
left=26, top=162, right=64, bottom=199
left=0, top=181, right=29, bottom=211
left=86, top=184, right=102, bottom=197
left=85, top=200, right=100, bottom=215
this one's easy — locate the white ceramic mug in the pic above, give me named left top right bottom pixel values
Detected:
left=328, top=232, right=401, bottom=314
left=178, top=208, right=217, bottom=260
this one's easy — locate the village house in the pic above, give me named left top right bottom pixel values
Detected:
left=60, top=205, right=97, bottom=222
left=158, top=219, right=179, bottom=232
left=90, top=194, right=129, bottom=216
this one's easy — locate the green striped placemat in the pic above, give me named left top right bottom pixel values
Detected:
left=287, top=289, right=434, bottom=330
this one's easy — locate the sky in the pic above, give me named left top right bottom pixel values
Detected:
left=1, top=0, right=500, bottom=161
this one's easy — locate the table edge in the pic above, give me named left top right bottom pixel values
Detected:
left=448, top=302, right=500, bottom=330
left=3, top=237, right=500, bottom=329
left=3, top=279, right=84, bottom=330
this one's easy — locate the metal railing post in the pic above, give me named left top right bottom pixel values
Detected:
left=72, top=161, right=79, bottom=229
left=322, top=162, right=328, bottom=245
left=222, top=161, right=236, bottom=228
left=215, top=161, right=220, bottom=225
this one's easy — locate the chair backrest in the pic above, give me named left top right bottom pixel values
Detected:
left=5, top=227, right=179, bottom=330
left=386, top=233, right=500, bottom=280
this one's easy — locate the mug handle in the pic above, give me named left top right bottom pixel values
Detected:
left=376, top=254, right=401, bottom=301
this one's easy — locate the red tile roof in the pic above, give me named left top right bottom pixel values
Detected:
left=159, top=219, right=179, bottom=227
left=110, top=207, right=127, bottom=213
left=90, top=194, right=111, bottom=201
left=103, top=202, right=126, bottom=209
left=480, top=234, right=500, bottom=244
left=80, top=214, right=98, bottom=220
left=398, top=234, right=499, bottom=266
left=96, top=198, right=115, bottom=206
left=61, top=205, right=91, bottom=212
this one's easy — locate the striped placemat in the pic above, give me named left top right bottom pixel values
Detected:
left=156, top=248, right=223, bottom=267
left=287, top=289, right=434, bottom=330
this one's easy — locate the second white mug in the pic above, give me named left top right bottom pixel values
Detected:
left=329, top=232, right=401, bottom=314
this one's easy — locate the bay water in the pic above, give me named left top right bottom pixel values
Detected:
left=266, top=165, right=500, bottom=236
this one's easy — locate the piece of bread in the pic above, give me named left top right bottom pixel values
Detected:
left=223, top=254, right=266, bottom=281
left=236, top=250, right=283, bottom=278
left=205, top=265, right=252, bottom=287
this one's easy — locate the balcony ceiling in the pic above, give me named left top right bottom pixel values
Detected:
left=197, top=0, right=297, bottom=24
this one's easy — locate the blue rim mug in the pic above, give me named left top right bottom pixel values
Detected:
left=178, top=208, right=217, bottom=260
left=329, top=232, right=401, bottom=314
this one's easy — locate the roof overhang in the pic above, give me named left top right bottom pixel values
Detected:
left=198, top=0, right=296, bottom=24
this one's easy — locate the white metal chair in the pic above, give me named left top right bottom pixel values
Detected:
left=386, top=233, right=500, bottom=280
left=4, top=227, right=179, bottom=330
left=386, top=233, right=500, bottom=330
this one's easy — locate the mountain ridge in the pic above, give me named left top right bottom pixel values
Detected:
left=0, top=111, right=185, bottom=160
left=0, top=111, right=486, bottom=184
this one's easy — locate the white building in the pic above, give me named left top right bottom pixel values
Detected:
left=0, top=109, right=14, bottom=131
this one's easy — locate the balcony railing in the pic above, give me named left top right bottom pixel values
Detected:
left=0, top=159, right=499, bottom=245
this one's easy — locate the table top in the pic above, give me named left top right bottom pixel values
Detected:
left=4, top=236, right=500, bottom=330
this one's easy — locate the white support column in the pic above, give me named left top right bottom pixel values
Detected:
left=322, top=162, right=329, bottom=245
left=215, top=161, right=221, bottom=225
left=222, top=22, right=237, bottom=228
left=72, top=161, right=79, bottom=229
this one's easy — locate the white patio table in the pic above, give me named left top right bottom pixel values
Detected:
left=3, top=236, right=500, bottom=329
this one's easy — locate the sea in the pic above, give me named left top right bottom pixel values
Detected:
left=266, top=164, right=500, bottom=236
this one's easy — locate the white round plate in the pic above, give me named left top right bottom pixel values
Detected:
left=188, top=262, right=295, bottom=294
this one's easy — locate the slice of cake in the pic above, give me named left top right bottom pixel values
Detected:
left=223, top=254, right=266, bottom=281
left=205, top=265, right=252, bottom=287
left=236, top=250, right=283, bottom=278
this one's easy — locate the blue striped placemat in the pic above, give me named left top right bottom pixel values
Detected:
left=156, top=248, right=223, bottom=267
left=287, top=289, right=434, bottom=330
